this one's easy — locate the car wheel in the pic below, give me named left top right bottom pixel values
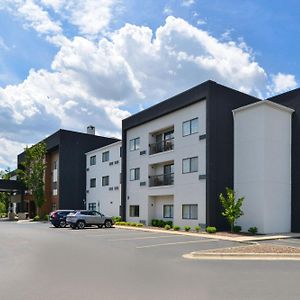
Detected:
left=104, top=220, right=112, bottom=228
left=77, top=221, right=85, bottom=229
left=54, top=224, right=59, bottom=228
left=71, top=224, right=77, bottom=229
left=59, top=220, right=66, bottom=228
left=98, top=224, right=103, bottom=228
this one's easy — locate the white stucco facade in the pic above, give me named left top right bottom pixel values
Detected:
left=126, top=100, right=207, bottom=228
left=86, top=141, right=122, bottom=217
left=233, top=100, right=294, bottom=234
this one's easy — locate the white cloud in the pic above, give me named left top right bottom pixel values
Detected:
left=0, top=14, right=295, bottom=170
left=270, top=72, right=297, bottom=94
left=163, top=6, right=173, bottom=15
left=181, top=0, right=195, bottom=7
left=0, top=36, right=9, bottom=50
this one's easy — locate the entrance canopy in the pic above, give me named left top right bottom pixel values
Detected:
left=0, top=179, right=24, bottom=193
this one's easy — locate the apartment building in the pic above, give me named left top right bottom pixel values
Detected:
left=85, top=141, right=122, bottom=217
left=17, top=127, right=119, bottom=217
left=121, top=80, right=260, bottom=229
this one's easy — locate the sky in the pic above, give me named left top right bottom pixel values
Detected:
left=0, top=0, right=299, bottom=171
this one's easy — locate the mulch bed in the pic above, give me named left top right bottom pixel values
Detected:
left=205, top=243, right=300, bottom=254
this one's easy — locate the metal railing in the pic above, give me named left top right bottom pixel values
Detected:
left=149, top=138, right=174, bottom=155
left=149, top=173, right=174, bottom=187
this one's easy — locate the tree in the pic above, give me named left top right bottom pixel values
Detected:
left=18, top=142, right=47, bottom=216
left=0, top=168, right=11, bottom=214
left=219, top=187, right=244, bottom=232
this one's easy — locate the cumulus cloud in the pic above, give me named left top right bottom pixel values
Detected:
left=269, top=72, right=297, bottom=94
left=0, top=10, right=296, bottom=169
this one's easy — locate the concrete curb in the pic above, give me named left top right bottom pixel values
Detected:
left=114, top=225, right=300, bottom=242
left=183, top=252, right=300, bottom=261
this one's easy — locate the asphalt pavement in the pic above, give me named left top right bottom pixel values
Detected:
left=1, top=221, right=300, bottom=300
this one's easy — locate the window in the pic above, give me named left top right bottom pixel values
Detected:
left=88, top=203, right=96, bottom=211
left=182, top=204, right=198, bottom=219
left=90, top=155, right=96, bottom=166
left=130, top=168, right=140, bottom=181
left=163, top=205, right=173, bottom=218
left=102, top=176, right=109, bottom=186
left=102, top=151, right=109, bottom=162
left=129, top=137, right=140, bottom=151
left=129, top=205, right=139, bottom=217
left=183, top=118, right=198, bottom=136
left=182, top=157, right=198, bottom=173
left=90, top=178, right=96, bottom=188
left=53, top=160, right=58, bottom=170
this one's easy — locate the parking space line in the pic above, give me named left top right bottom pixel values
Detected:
left=86, top=232, right=161, bottom=238
left=136, top=239, right=217, bottom=249
left=109, top=235, right=183, bottom=241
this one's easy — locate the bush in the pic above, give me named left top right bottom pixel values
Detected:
left=165, top=220, right=173, bottom=227
left=44, top=214, right=49, bottom=221
left=119, top=221, right=126, bottom=225
left=248, top=227, right=258, bottom=235
left=136, top=223, right=144, bottom=227
left=151, top=219, right=158, bottom=227
left=173, top=225, right=180, bottom=231
left=206, top=226, right=217, bottom=233
left=112, top=216, right=122, bottom=223
left=129, top=222, right=137, bottom=227
left=164, top=224, right=171, bottom=230
left=32, top=215, right=40, bottom=222
left=233, top=225, right=242, bottom=233
left=125, top=222, right=131, bottom=226
left=195, top=225, right=201, bottom=232
left=184, top=226, right=191, bottom=232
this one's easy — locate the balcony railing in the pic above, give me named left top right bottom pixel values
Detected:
left=149, top=173, right=174, bottom=187
left=149, top=138, right=174, bottom=155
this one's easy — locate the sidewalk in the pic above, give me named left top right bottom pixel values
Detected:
left=114, top=225, right=300, bottom=243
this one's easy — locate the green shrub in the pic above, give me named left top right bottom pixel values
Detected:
left=44, top=214, right=49, bottom=221
left=233, top=225, right=242, bottom=233
left=129, top=222, right=137, bottom=226
left=164, top=224, right=171, bottom=230
left=125, top=222, right=131, bottom=226
left=119, top=221, right=126, bottom=225
left=165, top=220, right=173, bottom=227
left=136, top=223, right=144, bottom=227
left=184, top=226, right=191, bottom=232
left=206, top=226, right=217, bottom=233
left=112, top=216, right=122, bottom=223
left=32, top=215, right=40, bottom=222
left=158, top=220, right=165, bottom=228
left=173, top=225, right=180, bottom=231
left=151, top=219, right=158, bottom=227
left=195, top=225, right=201, bottom=232
left=248, top=227, right=258, bottom=235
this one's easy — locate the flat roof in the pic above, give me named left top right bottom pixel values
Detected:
left=85, top=140, right=122, bottom=155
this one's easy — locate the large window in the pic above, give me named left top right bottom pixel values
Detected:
left=129, top=137, right=140, bottom=151
left=102, top=176, right=109, bottom=186
left=163, top=205, right=173, bottom=218
left=182, top=157, right=198, bottom=173
left=130, top=168, right=140, bottom=181
left=129, top=205, right=139, bottom=217
left=182, top=204, right=198, bottom=219
left=88, top=203, right=96, bottom=211
left=183, top=118, right=198, bottom=136
left=102, top=151, right=109, bottom=162
left=90, top=155, right=96, bottom=166
left=90, top=178, right=96, bottom=188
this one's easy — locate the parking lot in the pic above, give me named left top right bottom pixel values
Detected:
left=1, top=221, right=300, bottom=300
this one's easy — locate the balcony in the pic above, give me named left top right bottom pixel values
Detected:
left=149, top=138, right=174, bottom=155
left=149, top=173, right=174, bottom=187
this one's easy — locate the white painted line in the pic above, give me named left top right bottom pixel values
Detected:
left=109, top=235, right=182, bottom=241
left=86, top=232, right=161, bottom=238
left=136, top=239, right=217, bottom=249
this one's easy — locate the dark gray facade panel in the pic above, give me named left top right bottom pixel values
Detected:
left=205, top=82, right=259, bottom=230
left=268, top=89, right=300, bottom=232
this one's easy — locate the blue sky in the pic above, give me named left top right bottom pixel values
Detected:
left=0, top=0, right=299, bottom=170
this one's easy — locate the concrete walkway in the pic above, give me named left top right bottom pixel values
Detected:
left=114, top=225, right=300, bottom=243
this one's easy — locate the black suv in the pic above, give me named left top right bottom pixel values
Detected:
left=50, top=210, right=75, bottom=228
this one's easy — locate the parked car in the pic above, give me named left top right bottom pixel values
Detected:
left=50, top=210, right=75, bottom=228
left=66, top=210, right=114, bottom=229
